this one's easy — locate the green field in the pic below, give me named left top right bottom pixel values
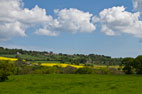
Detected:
left=0, top=74, right=141, bottom=94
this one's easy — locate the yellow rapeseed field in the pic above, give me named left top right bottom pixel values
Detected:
left=0, top=57, right=18, bottom=61
left=93, top=65, right=120, bottom=69
left=40, top=63, right=84, bottom=68
left=38, top=63, right=120, bottom=69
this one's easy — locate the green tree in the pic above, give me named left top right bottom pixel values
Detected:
left=133, top=55, right=142, bottom=74
left=0, top=61, right=17, bottom=81
left=121, top=57, right=134, bottom=74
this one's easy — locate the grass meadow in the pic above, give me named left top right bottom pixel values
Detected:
left=0, top=74, right=141, bottom=94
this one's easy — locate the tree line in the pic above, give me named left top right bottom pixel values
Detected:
left=0, top=47, right=122, bottom=65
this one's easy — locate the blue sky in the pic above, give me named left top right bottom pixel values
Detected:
left=0, top=0, right=142, bottom=57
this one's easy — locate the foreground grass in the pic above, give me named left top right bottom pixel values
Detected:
left=0, top=74, right=142, bottom=94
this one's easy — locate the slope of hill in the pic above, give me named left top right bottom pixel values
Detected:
left=0, top=47, right=122, bottom=65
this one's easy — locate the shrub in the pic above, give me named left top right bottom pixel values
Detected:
left=94, top=68, right=110, bottom=74
left=75, top=67, right=94, bottom=74
left=43, top=66, right=59, bottom=74
left=17, top=66, right=33, bottom=75
left=108, top=68, right=124, bottom=75
left=0, top=61, right=17, bottom=81
left=63, top=66, right=77, bottom=74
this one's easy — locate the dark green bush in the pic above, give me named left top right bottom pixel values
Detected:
left=43, top=66, right=59, bottom=74
left=0, top=61, right=17, bottom=81
left=17, top=66, right=33, bottom=75
left=63, top=66, right=77, bottom=74
left=75, top=67, right=94, bottom=74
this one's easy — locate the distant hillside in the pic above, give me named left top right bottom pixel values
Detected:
left=0, top=47, right=122, bottom=65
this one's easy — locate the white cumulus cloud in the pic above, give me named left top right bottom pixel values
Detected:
left=35, top=8, right=96, bottom=35
left=0, top=0, right=96, bottom=41
left=0, top=0, right=52, bottom=41
left=98, top=6, right=142, bottom=37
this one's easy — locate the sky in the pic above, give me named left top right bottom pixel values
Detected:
left=0, top=0, right=142, bottom=58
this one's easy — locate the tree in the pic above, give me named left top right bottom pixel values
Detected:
left=121, top=57, right=134, bottom=74
left=0, top=61, right=17, bottom=81
left=133, top=55, right=142, bottom=74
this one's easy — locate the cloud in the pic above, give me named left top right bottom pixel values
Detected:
left=97, top=6, right=142, bottom=37
left=35, top=28, right=59, bottom=36
left=132, top=0, right=142, bottom=11
left=0, top=0, right=96, bottom=41
left=2, top=0, right=141, bottom=41
left=35, top=8, right=96, bottom=35
left=0, top=0, right=52, bottom=41
left=55, top=8, right=96, bottom=33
